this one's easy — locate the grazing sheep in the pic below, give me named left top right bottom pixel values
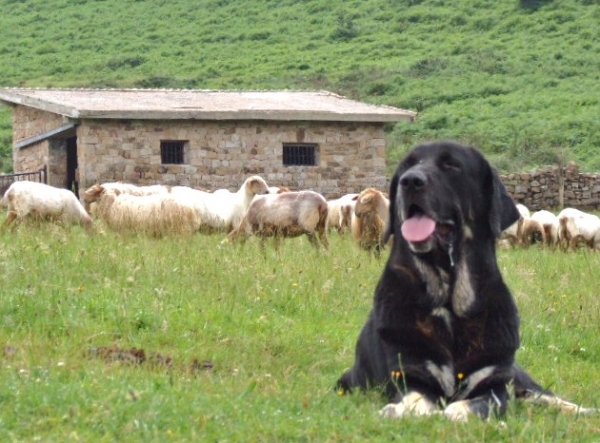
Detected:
left=268, top=186, right=291, bottom=194
left=519, top=218, right=546, bottom=246
left=227, top=190, right=329, bottom=251
left=530, top=210, right=560, bottom=247
left=500, top=203, right=530, bottom=246
left=82, top=182, right=170, bottom=213
left=2, top=181, right=92, bottom=230
left=84, top=185, right=200, bottom=236
left=557, top=207, right=600, bottom=250
left=327, top=193, right=359, bottom=234
left=351, top=188, right=390, bottom=257
left=211, top=175, right=270, bottom=230
left=171, top=175, right=269, bottom=233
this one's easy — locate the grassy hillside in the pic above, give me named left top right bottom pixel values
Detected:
left=1, top=0, right=599, bottom=173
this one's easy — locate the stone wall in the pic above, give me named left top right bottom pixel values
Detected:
left=76, top=118, right=388, bottom=198
left=12, top=106, right=51, bottom=174
left=500, top=162, right=600, bottom=210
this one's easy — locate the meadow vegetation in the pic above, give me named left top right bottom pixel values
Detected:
left=0, top=223, right=598, bottom=441
left=0, top=0, right=599, bottom=172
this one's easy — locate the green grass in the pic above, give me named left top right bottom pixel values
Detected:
left=1, top=0, right=600, bottom=173
left=0, top=223, right=598, bottom=442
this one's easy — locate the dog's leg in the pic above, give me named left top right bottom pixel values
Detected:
left=443, top=389, right=507, bottom=422
left=523, top=393, right=598, bottom=415
left=380, top=391, right=439, bottom=419
left=513, top=364, right=598, bottom=415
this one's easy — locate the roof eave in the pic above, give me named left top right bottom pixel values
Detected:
left=0, top=91, right=80, bottom=118
left=74, top=109, right=416, bottom=123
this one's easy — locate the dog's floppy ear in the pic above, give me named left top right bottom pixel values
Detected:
left=488, top=167, right=520, bottom=238
left=384, top=168, right=400, bottom=243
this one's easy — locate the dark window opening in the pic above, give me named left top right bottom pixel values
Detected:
left=283, top=143, right=317, bottom=166
left=161, top=140, right=186, bottom=164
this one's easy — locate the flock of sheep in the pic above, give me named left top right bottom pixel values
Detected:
left=0, top=177, right=391, bottom=255
left=500, top=203, right=600, bottom=251
left=3, top=177, right=598, bottom=254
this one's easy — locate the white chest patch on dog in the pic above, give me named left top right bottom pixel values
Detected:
left=452, top=258, right=475, bottom=317
left=414, top=259, right=450, bottom=307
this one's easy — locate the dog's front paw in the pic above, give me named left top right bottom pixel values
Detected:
left=443, top=400, right=471, bottom=422
left=380, top=402, right=408, bottom=419
left=380, top=392, right=438, bottom=419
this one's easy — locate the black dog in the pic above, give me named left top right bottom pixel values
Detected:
left=336, top=141, right=593, bottom=421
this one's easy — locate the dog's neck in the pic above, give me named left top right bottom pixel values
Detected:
left=412, top=253, right=476, bottom=318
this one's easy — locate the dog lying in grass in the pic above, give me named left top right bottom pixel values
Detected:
left=336, top=141, right=597, bottom=421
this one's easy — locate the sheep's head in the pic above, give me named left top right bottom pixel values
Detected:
left=82, top=184, right=106, bottom=211
left=246, top=176, right=269, bottom=196
left=354, top=189, right=386, bottom=218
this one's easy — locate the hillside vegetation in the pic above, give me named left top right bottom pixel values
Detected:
left=0, top=0, right=599, bottom=173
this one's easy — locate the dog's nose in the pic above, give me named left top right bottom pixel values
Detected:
left=400, top=170, right=427, bottom=191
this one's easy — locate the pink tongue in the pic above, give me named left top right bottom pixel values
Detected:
left=401, top=215, right=436, bottom=242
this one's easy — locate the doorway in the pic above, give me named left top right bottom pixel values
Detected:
left=66, top=136, right=78, bottom=195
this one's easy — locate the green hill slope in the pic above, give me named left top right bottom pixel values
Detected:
left=1, top=0, right=599, bottom=173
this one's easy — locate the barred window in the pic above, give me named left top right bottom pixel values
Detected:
left=160, top=140, right=186, bottom=164
left=282, top=143, right=318, bottom=166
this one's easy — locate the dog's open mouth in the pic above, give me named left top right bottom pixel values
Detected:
left=401, top=206, right=455, bottom=248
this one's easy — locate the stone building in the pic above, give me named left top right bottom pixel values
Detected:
left=0, top=88, right=415, bottom=198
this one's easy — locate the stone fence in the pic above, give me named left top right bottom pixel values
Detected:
left=500, top=162, right=600, bottom=211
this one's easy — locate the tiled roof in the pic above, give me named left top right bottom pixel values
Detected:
left=0, top=88, right=416, bottom=123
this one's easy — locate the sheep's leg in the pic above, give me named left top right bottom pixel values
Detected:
left=2, top=212, right=18, bottom=230
left=374, top=243, right=382, bottom=259
left=305, top=232, right=320, bottom=249
left=259, top=237, right=268, bottom=256
left=318, top=229, right=329, bottom=251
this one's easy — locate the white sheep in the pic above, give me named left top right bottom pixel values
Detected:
left=171, top=175, right=269, bottom=233
left=327, top=193, right=359, bottom=234
left=2, top=181, right=92, bottom=230
left=227, top=190, right=329, bottom=251
left=84, top=185, right=200, bottom=236
left=351, top=188, right=390, bottom=257
left=530, top=210, right=560, bottom=247
left=557, top=207, right=600, bottom=250
left=82, top=182, right=170, bottom=213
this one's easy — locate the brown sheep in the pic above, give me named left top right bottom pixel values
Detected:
left=519, top=218, right=546, bottom=246
left=351, top=188, right=390, bottom=257
left=227, top=191, right=328, bottom=251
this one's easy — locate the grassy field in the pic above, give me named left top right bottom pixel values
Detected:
left=1, top=0, right=600, bottom=172
left=0, top=222, right=598, bottom=442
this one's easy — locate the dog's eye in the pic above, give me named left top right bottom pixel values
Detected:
left=401, top=154, right=418, bottom=169
left=441, top=158, right=461, bottom=171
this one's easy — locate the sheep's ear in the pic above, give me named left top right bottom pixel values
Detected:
left=384, top=169, right=400, bottom=243
left=361, top=193, right=373, bottom=204
left=488, top=167, right=519, bottom=237
left=85, top=184, right=101, bottom=197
